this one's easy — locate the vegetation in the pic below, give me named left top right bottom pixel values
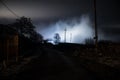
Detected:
left=85, top=38, right=94, bottom=45
left=54, top=33, right=61, bottom=45
left=10, top=16, right=43, bottom=42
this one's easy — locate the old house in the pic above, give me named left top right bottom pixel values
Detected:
left=0, top=24, right=19, bottom=66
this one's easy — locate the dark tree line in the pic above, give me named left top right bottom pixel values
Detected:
left=1, top=16, right=62, bottom=44
left=11, top=16, right=43, bottom=43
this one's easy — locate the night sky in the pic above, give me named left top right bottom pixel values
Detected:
left=0, top=0, right=120, bottom=43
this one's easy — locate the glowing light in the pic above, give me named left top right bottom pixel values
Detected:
left=36, top=15, right=94, bottom=44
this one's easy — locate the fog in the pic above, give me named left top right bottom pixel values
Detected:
left=36, top=15, right=94, bottom=44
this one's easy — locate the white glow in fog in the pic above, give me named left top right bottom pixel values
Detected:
left=36, top=15, right=94, bottom=44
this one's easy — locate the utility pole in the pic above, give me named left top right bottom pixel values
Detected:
left=64, top=28, right=67, bottom=43
left=94, top=0, right=98, bottom=51
left=70, top=33, right=72, bottom=43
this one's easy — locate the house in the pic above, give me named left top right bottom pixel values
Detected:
left=0, top=24, right=19, bottom=66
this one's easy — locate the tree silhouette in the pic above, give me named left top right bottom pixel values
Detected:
left=54, top=33, right=61, bottom=44
left=30, top=31, right=43, bottom=43
left=85, top=38, right=94, bottom=45
left=11, top=16, right=44, bottom=43
left=13, top=16, right=35, bottom=37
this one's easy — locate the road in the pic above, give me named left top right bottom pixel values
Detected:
left=13, top=48, right=97, bottom=80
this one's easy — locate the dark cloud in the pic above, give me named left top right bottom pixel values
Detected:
left=0, top=0, right=120, bottom=42
left=0, top=0, right=93, bottom=19
left=98, top=24, right=120, bottom=42
left=96, top=0, right=120, bottom=25
left=0, top=0, right=120, bottom=25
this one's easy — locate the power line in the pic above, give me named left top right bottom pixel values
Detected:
left=70, top=33, right=72, bottom=43
left=0, top=0, right=20, bottom=18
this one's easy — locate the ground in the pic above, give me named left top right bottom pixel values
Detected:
left=1, top=46, right=120, bottom=80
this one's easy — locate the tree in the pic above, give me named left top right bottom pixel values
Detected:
left=13, top=16, right=35, bottom=37
left=11, top=16, right=44, bottom=43
left=54, top=33, right=61, bottom=44
left=85, top=38, right=94, bottom=45
left=30, top=31, right=43, bottom=43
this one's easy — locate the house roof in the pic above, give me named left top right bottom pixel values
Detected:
left=0, top=24, right=18, bottom=36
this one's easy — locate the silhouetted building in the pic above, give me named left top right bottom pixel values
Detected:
left=0, top=24, right=19, bottom=65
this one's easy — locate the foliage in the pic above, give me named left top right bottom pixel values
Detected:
left=30, top=31, right=43, bottom=43
left=12, top=16, right=43, bottom=43
left=54, top=33, right=61, bottom=44
left=13, top=16, right=35, bottom=36
left=85, top=38, right=94, bottom=45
